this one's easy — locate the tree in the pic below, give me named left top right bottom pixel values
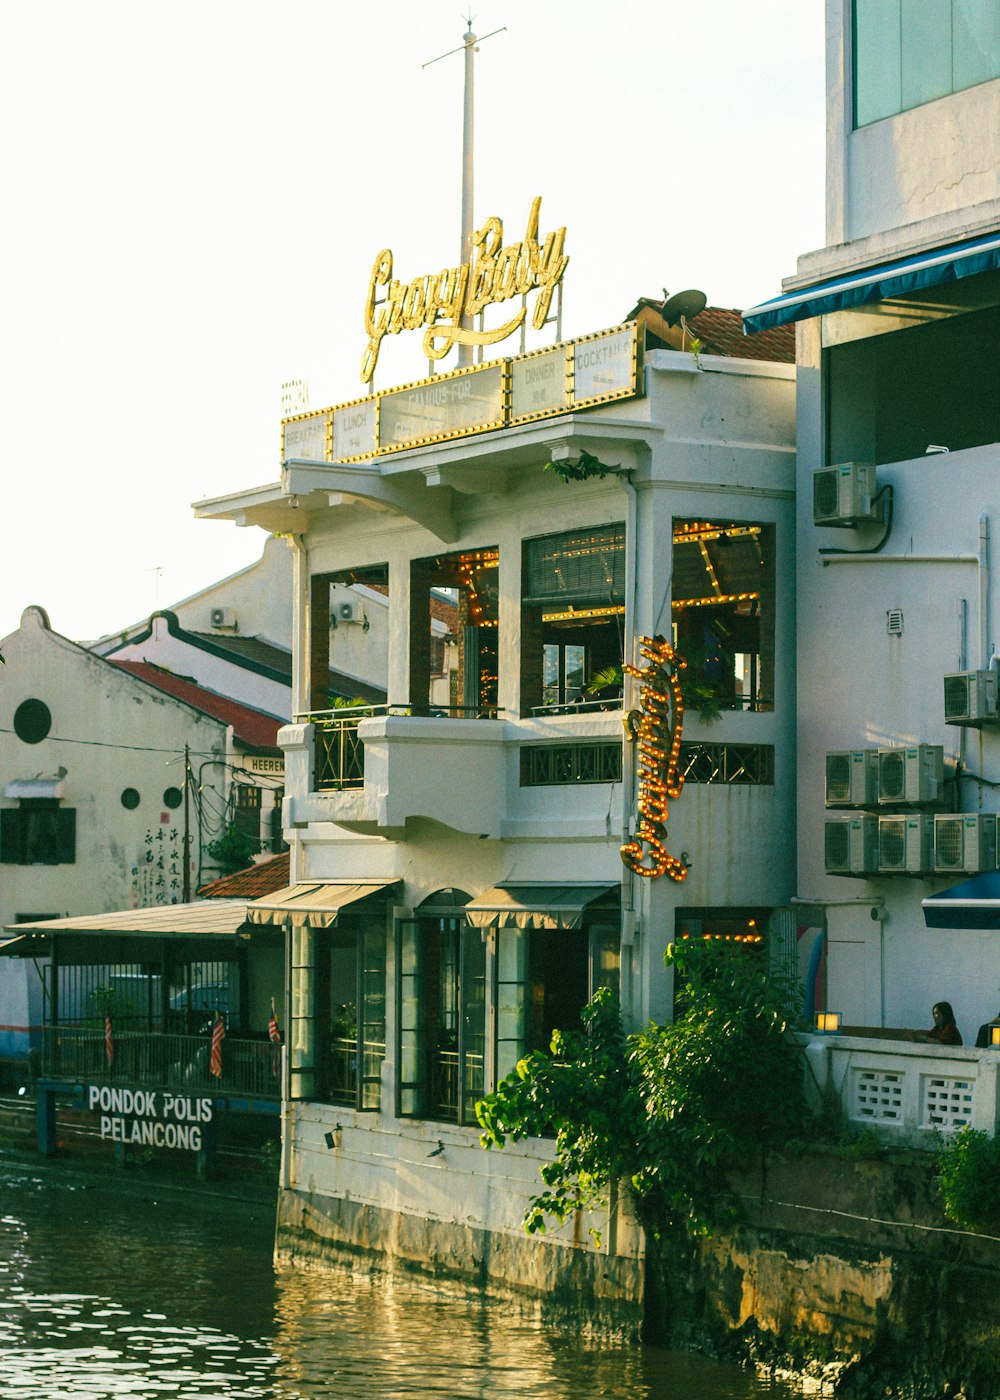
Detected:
left=478, top=940, right=807, bottom=1242
left=206, top=822, right=258, bottom=875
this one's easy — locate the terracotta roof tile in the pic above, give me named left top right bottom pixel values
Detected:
left=627, top=298, right=795, bottom=364
left=111, top=661, right=283, bottom=749
left=198, top=851, right=290, bottom=898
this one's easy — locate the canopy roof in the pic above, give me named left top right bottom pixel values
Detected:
left=464, top=883, right=619, bottom=931
left=247, top=880, right=400, bottom=929
left=742, top=231, right=1000, bottom=334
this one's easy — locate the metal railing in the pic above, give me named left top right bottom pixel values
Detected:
left=325, top=1035, right=385, bottom=1108
left=42, top=1027, right=281, bottom=1099
left=302, top=704, right=504, bottom=792
left=677, top=742, right=775, bottom=785
left=520, top=741, right=623, bottom=787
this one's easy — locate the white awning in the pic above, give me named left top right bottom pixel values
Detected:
left=247, top=880, right=400, bottom=929
left=464, top=883, right=619, bottom=931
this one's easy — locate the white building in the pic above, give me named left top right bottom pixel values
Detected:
left=743, top=1, right=1000, bottom=1141
left=0, top=606, right=286, bottom=1061
left=197, top=288, right=796, bottom=1319
left=89, top=532, right=454, bottom=717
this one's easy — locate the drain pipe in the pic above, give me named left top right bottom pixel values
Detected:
left=979, top=513, right=990, bottom=669
left=619, top=469, right=638, bottom=1027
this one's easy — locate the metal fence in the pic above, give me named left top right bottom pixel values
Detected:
left=520, top=742, right=623, bottom=787
left=677, top=742, right=775, bottom=785
left=42, top=1027, right=280, bottom=1099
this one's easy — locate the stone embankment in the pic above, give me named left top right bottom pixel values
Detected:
left=670, top=1146, right=1000, bottom=1398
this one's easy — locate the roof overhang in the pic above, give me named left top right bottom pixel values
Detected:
left=742, top=231, right=1000, bottom=334
left=247, top=879, right=401, bottom=929
left=3, top=900, right=252, bottom=942
left=464, top=882, right=619, bottom=931
left=922, top=872, right=1000, bottom=930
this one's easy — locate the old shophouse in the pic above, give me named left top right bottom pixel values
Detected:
left=196, top=199, right=797, bottom=1317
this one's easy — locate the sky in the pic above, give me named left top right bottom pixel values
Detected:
left=0, top=1, right=825, bottom=645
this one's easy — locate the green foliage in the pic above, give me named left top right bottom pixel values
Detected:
left=477, top=942, right=808, bottom=1242
left=936, top=1126, right=1000, bottom=1231
left=477, top=989, right=641, bottom=1237
left=206, top=823, right=258, bottom=875
left=543, top=450, right=618, bottom=485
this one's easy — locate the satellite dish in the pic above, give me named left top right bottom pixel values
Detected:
left=662, top=289, right=707, bottom=327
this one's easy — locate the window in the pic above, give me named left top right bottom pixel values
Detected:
left=671, top=520, right=776, bottom=714
left=495, top=923, right=619, bottom=1083
left=317, top=920, right=386, bottom=1111
left=521, top=525, right=626, bottom=715
left=1, top=802, right=76, bottom=865
left=398, top=905, right=485, bottom=1126
left=13, top=699, right=52, bottom=744
left=854, top=0, right=1000, bottom=127
left=233, top=782, right=262, bottom=846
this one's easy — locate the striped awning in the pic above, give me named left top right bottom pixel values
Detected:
left=742, top=231, right=1000, bottom=335
left=247, top=880, right=400, bottom=929
left=464, top=883, right=619, bottom=931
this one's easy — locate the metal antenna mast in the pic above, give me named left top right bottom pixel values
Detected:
left=423, top=17, right=506, bottom=367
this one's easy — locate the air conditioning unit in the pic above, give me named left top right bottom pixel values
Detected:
left=934, top=814, right=998, bottom=874
left=878, top=815, right=934, bottom=875
left=813, top=462, right=877, bottom=527
left=944, top=670, right=999, bottom=726
left=825, top=815, right=878, bottom=876
left=877, top=744, right=944, bottom=806
left=337, top=600, right=359, bottom=624
left=825, top=750, right=878, bottom=808
left=210, top=607, right=236, bottom=629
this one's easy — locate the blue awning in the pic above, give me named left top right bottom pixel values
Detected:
left=742, top=231, right=1000, bottom=335
left=922, top=871, right=1000, bottom=930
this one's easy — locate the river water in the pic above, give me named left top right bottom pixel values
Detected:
left=0, top=1160, right=800, bottom=1399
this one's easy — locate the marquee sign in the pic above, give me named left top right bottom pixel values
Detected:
left=282, top=321, right=642, bottom=463
left=361, top=196, right=569, bottom=384
left=621, top=636, right=688, bottom=882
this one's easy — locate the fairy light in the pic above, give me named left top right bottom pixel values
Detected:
left=620, top=634, right=688, bottom=882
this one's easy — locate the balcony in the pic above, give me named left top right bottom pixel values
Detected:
left=804, top=1032, right=1000, bottom=1150
left=42, top=1027, right=281, bottom=1101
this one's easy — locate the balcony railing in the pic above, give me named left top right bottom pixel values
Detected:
left=303, top=704, right=503, bottom=792
left=325, top=1035, right=385, bottom=1109
left=42, top=1027, right=281, bottom=1100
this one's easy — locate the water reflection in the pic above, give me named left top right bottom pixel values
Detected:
left=0, top=1164, right=797, bottom=1399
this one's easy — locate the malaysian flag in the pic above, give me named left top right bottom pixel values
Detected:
left=210, top=1012, right=225, bottom=1079
left=268, top=999, right=281, bottom=1077
left=105, top=1012, right=114, bottom=1069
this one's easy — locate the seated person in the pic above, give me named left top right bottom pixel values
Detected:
left=924, top=1001, right=962, bottom=1046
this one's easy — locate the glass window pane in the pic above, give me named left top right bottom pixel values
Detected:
left=542, top=644, right=560, bottom=706
left=954, top=0, right=1000, bottom=88
left=361, top=925, right=386, bottom=1110
left=901, top=0, right=953, bottom=109
left=496, top=927, right=529, bottom=1082
left=460, top=927, right=486, bottom=1123
left=855, top=0, right=903, bottom=124
left=397, top=921, right=424, bottom=1117
left=564, top=645, right=586, bottom=702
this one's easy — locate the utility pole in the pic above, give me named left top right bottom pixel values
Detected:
left=423, top=18, right=505, bottom=367
left=182, top=743, right=191, bottom=903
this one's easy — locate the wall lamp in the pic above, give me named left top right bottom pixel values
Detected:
left=815, top=1012, right=842, bottom=1035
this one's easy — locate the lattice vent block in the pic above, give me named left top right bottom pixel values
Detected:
left=921, top=1075, right=973, bottom=1132
left=851, top=1069, right=904, bottom=1122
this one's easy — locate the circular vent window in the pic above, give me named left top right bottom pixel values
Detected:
left=163, top=786, right=183, bottom=810
left=121, top=788, right=141, bottom=810
left=13, top=699, right=52, bottom=744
